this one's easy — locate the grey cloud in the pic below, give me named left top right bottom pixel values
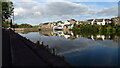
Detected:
left=14, top=2, right=90, bottom=24
left=14, top=2, right=118, bottom=25
left=29, top=2, right=89, bottom=16
left=95, top=6, right=118, bottom=17
left=44, top=2, right=89, bottom=15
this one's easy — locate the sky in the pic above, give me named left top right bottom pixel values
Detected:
left=12, top=0, right=120, bottom=25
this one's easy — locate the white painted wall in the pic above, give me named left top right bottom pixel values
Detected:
left=64, top=21, right=70, bottom=25
left=91, top=19, right=95, bottom=25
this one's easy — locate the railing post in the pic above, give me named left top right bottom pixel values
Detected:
left=36, top=41, right=40, bottom=46
left=41, top=41, right=43, bottom=46
left=52, top=48, right=55, bottom=55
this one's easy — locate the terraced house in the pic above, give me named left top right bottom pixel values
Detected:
left=90, top=19, right=111, bottom=25
left=111, top=17, right=120, bottom=25
left=53, top=19, right=76, bottom=30
left=39, top=23, right=53, bottom=30
left=90, top=17, right=120, bottom=25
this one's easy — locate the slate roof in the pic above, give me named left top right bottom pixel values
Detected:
left=95, top=19, right=103, bottom=22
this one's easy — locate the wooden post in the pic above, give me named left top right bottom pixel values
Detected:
left=41, top=41, right=43, bottom=46
left=36, top=41, right=40, bottom=46
left=52, top=48, right=55, bottom=55
left=46, top=45, right=49, bottom=49
left=61, top=56, right=64, bottom=60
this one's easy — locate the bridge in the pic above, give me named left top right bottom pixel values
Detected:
left=2, top=29, right=72, bottom=67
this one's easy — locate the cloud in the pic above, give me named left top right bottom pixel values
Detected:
left=96, top=6, right=118, bottom=17
left=14, top=2, right=90, bottom=25
left=39, top=2, right=89, bottom=15
left=46, top=0, right=65, bottom=2
left=65, top=0, right=120, bottom=2
left=29, top=0, right=120, bottom=2
left=14, top=0, right=36, bottom=2
left=14, top=8, right=27, bottom=16
left=14, top=1, right=118, bottom=25
left=1, top=0, right=8, bottom=1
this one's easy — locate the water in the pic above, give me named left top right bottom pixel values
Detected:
left=18, top=30, right=119, bottom=66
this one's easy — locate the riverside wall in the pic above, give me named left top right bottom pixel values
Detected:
left=12, top=28, right=39, bottom=32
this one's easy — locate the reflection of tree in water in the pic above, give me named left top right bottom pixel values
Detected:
left=113, top=36, right=120, bottom=43
left=72, top=31, right=120, bottom=43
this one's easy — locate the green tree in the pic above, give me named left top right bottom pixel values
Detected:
left=110, top=21, right=115, bottom=27
left=2, top=1, right=14, bottom=28
left=13, top=23, right=19, bottom=28
left=18, top=24, right=33, bottom=28
left=2, top=2, right=13, bottom=20
left=2, top=21, right=9, bottom=28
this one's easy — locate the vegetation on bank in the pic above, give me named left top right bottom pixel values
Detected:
left=2, top=23, right=39, bottom=28
left=13, top=24, right=39, bottom=28
left=71, top=23, right=120, bottom=36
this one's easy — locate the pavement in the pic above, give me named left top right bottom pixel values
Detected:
left=2, top=29, right=71, bottom=67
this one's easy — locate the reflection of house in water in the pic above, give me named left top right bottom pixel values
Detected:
left=88, top=35, right=119, bottom=42
left=39, top=30, right=75, bottom=39
left=39, top=31, right=53, bottom=36
left=52, top=30, right=64, bottom=37
left=90, top=35, right=105, bottom=40
left=63, top=31, right=75, bottom=39
left=52, top=30, right=77, bottom=39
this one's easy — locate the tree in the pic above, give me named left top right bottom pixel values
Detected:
left=2, top=1, right=14, bottom=28
left=110, top=21, right=115, bottom=27
left=2, top=2, right=13, bottom=20
left=18, top=24, right=33, bottom=28
left=13, top=24, right=19, bottom=28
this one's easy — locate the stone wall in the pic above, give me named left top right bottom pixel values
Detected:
left=12, top=28, right=39, bottom=32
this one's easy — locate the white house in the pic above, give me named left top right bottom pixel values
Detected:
left=97, top=19, right=105, bottom=25
left=53, top=20, right=73, bottom=30
left=53, top=22, right=64, bottom=30
left=64, top=21, right=70, bottom=25
left=91, top=19, right=112, bottom=25
left=91, top=19, right=105, bottom=25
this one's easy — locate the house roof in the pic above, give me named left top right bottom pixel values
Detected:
left=68, top=19, right=76, bottom=22
left=105, top=19, right=111, bottom=21
left=95, top=19, right=103, bottom=22
left=87, top=19, right=93, bottom=21
left=64, top=24, right=72, bottom=26
left=80, top=21, right=89, bottom=23
left=43, top=23, right=49, bottom=25
left=70, top=19, right=76, bottom=21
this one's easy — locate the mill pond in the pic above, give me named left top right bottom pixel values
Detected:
left=18, top=30, right=119, bottom=66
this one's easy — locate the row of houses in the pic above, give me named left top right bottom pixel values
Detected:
left=39, top=17, right=120, bottom=30
left=79, top=17, right=120, bottom=25
left=53, top=19, right=75, bottom=30
left=39, top=19, right=76, bottom=30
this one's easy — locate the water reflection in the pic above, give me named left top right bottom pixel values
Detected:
left=39, top=30, right=120, bottom=43
left=18, top=30, right=119, bottom=66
